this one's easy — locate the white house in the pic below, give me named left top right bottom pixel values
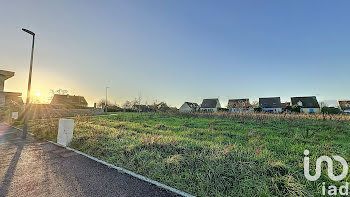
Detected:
left=227, top=99, right=252, bottom=112
left=200, top=98, right=221, bottom=112
left=291, top=96, right=320, bottom=114
left=179, top=102, right=199, bottom=112
left=259, top=97, right=282, bottom=113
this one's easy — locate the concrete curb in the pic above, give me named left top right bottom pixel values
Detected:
left=5, top=123, right=195, bottom=197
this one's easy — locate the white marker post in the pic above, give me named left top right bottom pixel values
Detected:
left=11, top=112, right=18, bottom=120
left=57, top=118, right=74, bottom=146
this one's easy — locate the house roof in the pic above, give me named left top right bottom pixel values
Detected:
left=0, top=70, right=14, bottom=80
left=201, top=98, right=220, bottom=108
left=339, top=101, right=350, bottom=110
left=291, top=96, right=320, bottom=108
left=50, top=94, right=88, bottom=106
left=184, top=102, right=199, bottom=109
left=227, top=99, right=250, bottom=108
left=259, top=97, right=282, bottom=108
left=3, top=92, right=22, bottom=97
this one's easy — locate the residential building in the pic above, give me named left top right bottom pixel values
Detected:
left=200, top=98, right=221, bottom=112
left=338, top=101, right=350, bottom=114
left=50, top=94, right=88, bottom=108
left=179, top=102, right=199, bottom=112
left=259, top=97, right=282, bottom=113
left=227, top=99, right=252, bottom=112
left=0, top=70, right=23, bottom=106
left=291, top=96, right=320, bottom=114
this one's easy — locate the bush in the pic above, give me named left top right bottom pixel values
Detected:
left=291, top=105, right=301, bottom=113
left=321, top=107, right=341, bottom=114
left=254, top=107, right=262, bottom=112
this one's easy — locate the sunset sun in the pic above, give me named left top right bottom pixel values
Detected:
left=35, top=92, right=40, bottom=97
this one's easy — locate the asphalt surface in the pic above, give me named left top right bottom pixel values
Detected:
left=0, top=122, right=178, bottom=197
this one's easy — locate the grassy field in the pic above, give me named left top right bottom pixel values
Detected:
left=19, top=112, right=350, bottom=196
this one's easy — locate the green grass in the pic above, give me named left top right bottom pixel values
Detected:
left=20, top=112, right=350, bottom=196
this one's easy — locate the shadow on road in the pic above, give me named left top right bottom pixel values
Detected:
left=0, top=137, right=25, bottom=196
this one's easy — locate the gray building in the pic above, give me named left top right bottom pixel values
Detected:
left=0, top=70, right=23, bottom=106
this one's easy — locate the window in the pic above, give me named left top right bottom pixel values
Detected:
left=273, top=103, right=276, bottom=107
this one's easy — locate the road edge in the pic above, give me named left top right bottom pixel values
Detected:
left=5, top=123, right=195, bottom=197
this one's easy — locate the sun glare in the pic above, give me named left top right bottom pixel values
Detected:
left=35, top=92, right=41, bottom=97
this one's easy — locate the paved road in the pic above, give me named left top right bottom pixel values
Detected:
left=0, top=123, right=178, bottom=197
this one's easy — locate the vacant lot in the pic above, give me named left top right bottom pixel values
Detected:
left=19, top=112, right=350, bottom=196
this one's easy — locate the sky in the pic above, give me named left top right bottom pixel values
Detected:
left=1, top=0, right=350, bottom=107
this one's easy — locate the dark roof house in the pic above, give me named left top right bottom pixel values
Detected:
left=185, top=102, right=199, bottom=109
left=259, top=97, right=282, bottom=108
left=291, top=96, right=320, bottom=108
left=201, top=98, right=221, bottom=108
left=50, top=94, right=88, bottom=108
left=227, top=99, right=251, bottom=109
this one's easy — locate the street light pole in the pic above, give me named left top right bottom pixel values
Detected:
left=105, top=87, right=109, bottom=112
left=22, top=28, right=35, bottom=138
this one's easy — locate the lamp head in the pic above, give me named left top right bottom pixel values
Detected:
left=22, top=28, right=35, bottom=36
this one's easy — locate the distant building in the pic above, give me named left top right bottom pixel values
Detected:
left=200, top=98, right=221, bottom=112
left=179, top=102, right=199, bottom=112
left=259, top=97, right=282, bottom=113
left=0, top=70, right=23, bottom=106
left=291, top=96, right=320, bottom=114
left=50, top=94, right=88, bottom=108
left=227, top=99, right=252, bottom=112
left=338, top=100, right=350, bottom=114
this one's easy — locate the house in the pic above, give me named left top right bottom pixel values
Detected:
left=291, top=96, right=320, bottom=114
left=179, top=102, right=199, bottom=112
left=200, top=98, right=221, bottom=112
left=0, top=70, right=23, bottom=106
left=338, top=101, right=350, bottom=114
left=259, top=97, right=282, bottom=113
left=50, top=94, right=88, bottom=108
left=227, top=99, right=252, bottom=112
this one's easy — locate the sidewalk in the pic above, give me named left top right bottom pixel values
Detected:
left=0, top=123, right=178, bottom=197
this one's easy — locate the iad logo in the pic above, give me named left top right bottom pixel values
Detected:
left=304, top=150, right=349, bottom=196
left=304, top=149, right=348, bottom=181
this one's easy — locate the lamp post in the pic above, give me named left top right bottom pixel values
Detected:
left=105, top=87, right=110, bottom=112
left=22, top=28, right=35, bottom=138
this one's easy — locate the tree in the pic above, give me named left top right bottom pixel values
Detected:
left=122, top=100, right=132, bottom=110
left=251, top=101, right=259, bottom=108
left=291, top=105, right=301, bottom=113
left=97, top=99, right=114, bottom=108
left=48, top=89, right=68, bottom=102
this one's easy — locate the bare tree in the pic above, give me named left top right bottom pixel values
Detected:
left=251, top=101, right=259, bottom=108
left=48, top=89, right=68, bottom=102
left=97, top=99, right=114, bottom=108
left=122, top=100, right=132, bottom=109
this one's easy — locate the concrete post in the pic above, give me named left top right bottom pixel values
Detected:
left=57, top=118, right=74, bottom=146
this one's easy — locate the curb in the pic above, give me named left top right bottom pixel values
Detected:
left=4, top=123, right=195, bottom=197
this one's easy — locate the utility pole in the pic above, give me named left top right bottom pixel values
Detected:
left=22, top=28, right=35, bottom=139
